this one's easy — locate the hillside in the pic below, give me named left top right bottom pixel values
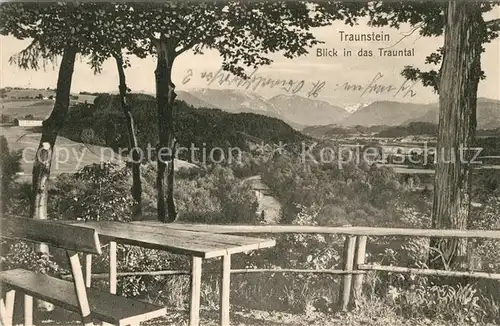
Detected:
left=175, top=88, right=349, bottom=129
left=177, top=88, right=308, bottom=129
left=406, top=98, right=500, bottom=129
left=176, top=90, right=214, bottom=109
left=340, top=101, right=434, bottom=126
left=269, top=94, right=349, bottom=126
left=1, top=125, right=123, bottom=180
left=60, top=93, right=308, bottom=163
left=186, top=88, right=280, bottom=114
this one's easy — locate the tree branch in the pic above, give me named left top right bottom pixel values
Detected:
left=13, top=41, right=60, bottom=71
left=486, top=18, right=500, bottom=28
left=175, top=39, right=198, bottom=56
left=382, top=23, right=423, bottom=50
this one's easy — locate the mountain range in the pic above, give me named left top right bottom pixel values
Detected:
left=3, top=87, right=500, bottom=131
left=176, top=89, right=349, bottom=129
left=404, top=98, right=500, bottom=130
left=177, top=89, right=500, bottom=130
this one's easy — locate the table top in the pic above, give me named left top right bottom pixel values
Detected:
left=65, top=220, right=276, bottom=259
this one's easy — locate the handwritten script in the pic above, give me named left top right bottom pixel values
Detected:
left=182, top=68, right=417, bottom=99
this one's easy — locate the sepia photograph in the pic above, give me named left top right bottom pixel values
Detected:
left=0, top=1, right=500, bottom=325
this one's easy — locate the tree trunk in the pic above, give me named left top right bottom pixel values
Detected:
left=31, top=45, right=77, bottom=313
left=114, top=54, right=142, bottom=220
left=429, top=0, right=484, bottom=270
left=154, top=38, right=177, bottom=223
left=31, top=45, right=78, bottom=253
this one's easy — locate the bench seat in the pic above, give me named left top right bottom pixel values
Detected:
left=0, top=269, right=167, bottom=326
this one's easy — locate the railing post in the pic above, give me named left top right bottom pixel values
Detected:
left=339, top=235, right=357, bottom=311
left=353, top=235, right=367, bottom=307
left=109, top=241, right=117, bottom=294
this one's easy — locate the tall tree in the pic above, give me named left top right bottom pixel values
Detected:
left=2, top=3, right=146, bottom=221
left=86, top=4, right=144, bottom=219
left=430, top=0, right=485, bottom=270
left=126, top=1, right=365, bottom=222
left=1, top=3, right=81, bottom=250
left=368, top=1, right=499, bottom=269
left=0, top=2, right=135, bottom=232
left=114, top=54, right=143, bottom=219
left=0, top=3, right=118, bottom=312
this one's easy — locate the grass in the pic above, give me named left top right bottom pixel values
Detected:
left=15, top=302, right=499, bottom=326
left=1, top=125, right=124, bottom=180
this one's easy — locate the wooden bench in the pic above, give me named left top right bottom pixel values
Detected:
left=0, top=216, right=167, bottom=326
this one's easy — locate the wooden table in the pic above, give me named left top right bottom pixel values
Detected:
left=68, top=220, right=276, bottom=326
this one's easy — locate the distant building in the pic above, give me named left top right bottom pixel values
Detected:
left=400, top=136, right=412, bottom=143
left=17, top=119, right=43, bottom=127
left=243, top=175, right=272, bottom=200
left=242, top=175, right=282, bottom=223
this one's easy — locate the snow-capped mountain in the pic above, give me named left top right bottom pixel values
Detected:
left=344, top=102, right=372, bottom=113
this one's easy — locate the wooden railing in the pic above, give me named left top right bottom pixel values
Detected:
left=88, top=223, right=500, bottom=311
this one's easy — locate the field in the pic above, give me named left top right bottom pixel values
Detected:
left=1, top=126, right=124, bottom=181
left=0, top=88, right=97, bottom=119
left=2, top=125, right=199, bottom=183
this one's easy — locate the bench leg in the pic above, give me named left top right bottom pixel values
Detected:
left=189, top=257, right=202, bottom=326
left=24, top=294, right=33, bottom=326
left=0, top=289, right=15, bottom=326
left=67, top=251, right=95, bottom=326
left=219, top=255, right=231, bottom=326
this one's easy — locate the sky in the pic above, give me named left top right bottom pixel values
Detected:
left=1, top=14, right=499, bottom=108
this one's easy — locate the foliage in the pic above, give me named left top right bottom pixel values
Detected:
left=140, top=164, right=259, bottom=224
left=474, top=137, right=500, bottom=157
left=115, top=2, right=366, bottom=77
left=366, top=2, right=499, bottom=90
left=49, top=163, right=136, bottom=221
left=0, top=241, right=59, bottom=275
left=261, top=152, right=403, bottom=225
left=0, top=3, right=138, bottom=74
left=0, top=136, right=22, bottom=213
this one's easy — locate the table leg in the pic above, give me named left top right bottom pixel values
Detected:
left=219, top=254, right=231, bottom=326
left=189, top=257, right=202, bottom=326
left=99, top=242, right=118, bottom=326
left=85, top=254, right=92, bottom=288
